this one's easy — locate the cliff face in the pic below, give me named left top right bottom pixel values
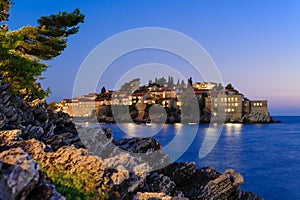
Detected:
left=0, top=75, right=263, bottom=200
left=243, top=112, right=275, bottom=124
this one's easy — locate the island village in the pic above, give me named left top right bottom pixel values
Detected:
left=55, top=77, right=273, bottom=123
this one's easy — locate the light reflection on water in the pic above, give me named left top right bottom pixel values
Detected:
left=116, top=123, right=165, bottom=138
left=224, top=123, right=242, bottom=136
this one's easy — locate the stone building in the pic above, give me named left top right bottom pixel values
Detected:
left=193, top=82, right=217, bottom=90
left=205, top=93, right=269, bottom=122
left=206, top=94, right=244, bottom=122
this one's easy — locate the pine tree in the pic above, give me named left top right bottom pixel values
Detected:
left=170, top=76, right=174, bottom=87
left=0, top=4, right=84, bottom=100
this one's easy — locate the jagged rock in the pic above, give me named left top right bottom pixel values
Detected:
left=115, top=137, right=161, bottom=153
left=78, top=127, right=116, bottom=158
left=0, top=76, right=79, bottom=150
left=146, top=172, right=176, bottom=196
left=158, top=162, right=197, bottom=187
left=44, top=132, right=84, bottom=151
left=243, top=112, right=274, bottom=124
left=114, top=137, right=172, bottom=172
left=198, top=169, right=244, bottom=199
left=179, top=166, right=220, bottom=199
left=27, top=172, right=66, bottom=200
left=0, top=148, right=40, bottom=199
left=178, top=167, right=245, bottom=200
left=229, top=190, right=263, bottom=200
left=0, top=130, right=23, bottom=153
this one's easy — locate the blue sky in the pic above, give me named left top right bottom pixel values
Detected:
left=7, top=0, right=300, bottom=115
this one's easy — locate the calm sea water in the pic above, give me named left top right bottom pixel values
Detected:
left=82, top=116, right=300, bottom=200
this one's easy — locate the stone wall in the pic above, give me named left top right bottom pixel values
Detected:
left=250, top=100, right=268, bottom=115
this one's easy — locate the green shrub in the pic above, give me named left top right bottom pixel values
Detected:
left=40, top=163, right=109, bottom=200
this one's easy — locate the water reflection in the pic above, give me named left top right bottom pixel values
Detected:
left=199, top=124, right=223, bottom=159
left=163, top=123, right=198, bottom=161
left=225, top=123, right=242, bottom=136
left=117, top=123, right=164, bottom=138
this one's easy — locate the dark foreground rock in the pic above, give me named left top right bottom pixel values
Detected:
left=0, top=75, right=263, bottom=200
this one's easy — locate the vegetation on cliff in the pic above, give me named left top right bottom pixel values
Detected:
left=0, top=0, right=84, bottom=100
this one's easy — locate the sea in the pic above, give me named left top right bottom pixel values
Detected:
left=78, top=116, right=300, bottom=200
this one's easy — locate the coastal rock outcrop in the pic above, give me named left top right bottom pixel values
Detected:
left=243, top=112, right=274, bottom=124
left=0, top=74, right=83, bottom=152
left=0, top=128, right=263, bottom=200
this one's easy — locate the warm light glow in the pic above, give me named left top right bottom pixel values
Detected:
left=225, top=123, right=242, bottom=135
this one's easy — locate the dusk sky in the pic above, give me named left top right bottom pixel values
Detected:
left=7, top=0, right=300, bottom=115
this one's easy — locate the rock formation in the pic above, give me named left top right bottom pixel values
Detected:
left=243, top=112, right=275, bottom=124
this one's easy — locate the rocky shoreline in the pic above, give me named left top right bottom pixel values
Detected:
left=0, top=75, right=263, bottom=199
left=95, top=105, right=280, bottom=125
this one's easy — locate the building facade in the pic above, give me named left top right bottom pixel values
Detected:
left=58, top=81, right=269, bottom=122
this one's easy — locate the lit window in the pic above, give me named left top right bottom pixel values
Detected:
left=232, top=108, right=235, bottom=112
left=235, top=103, right=238, bottom=106
left=235, top=98, right=238, bottom=101
left=260, top=103, right=263, bottom=106
left=231, top=97, right=234, bottom=101
left=254, top=103, right=256, bottom=106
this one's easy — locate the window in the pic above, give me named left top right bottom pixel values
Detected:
left=260, top=103, right=263, bottom=106
left=254, top=103, right=256, bottom=106
left=235, top=97, right=238, bottom=101
left=235, top=103, right=238, bottom=106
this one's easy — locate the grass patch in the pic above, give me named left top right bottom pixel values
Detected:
left=40, top=163, right=109, bottom=200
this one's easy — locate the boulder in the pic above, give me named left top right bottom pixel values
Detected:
left=0, top=148, right=39, bottom=199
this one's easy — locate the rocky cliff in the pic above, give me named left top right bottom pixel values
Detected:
left=0, top=75, right=263, bottom=200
